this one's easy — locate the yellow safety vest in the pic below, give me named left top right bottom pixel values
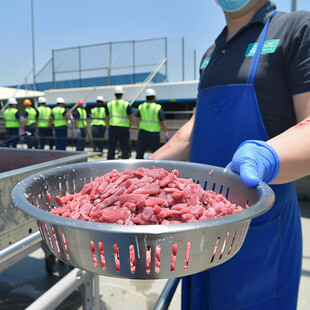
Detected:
left=4, top=108, right=19, bottom=128
left=90, top=107, right=106, bottom=126
left=107, top=99, right=130, bottom=127
left=77, top=107, right=87, bottom=128
left=52, top=106, right=67, bottom=127
left=37, top=106, right=52, bottom=128
left=25, top=107, right=37, bottom=126
left=138, top=102, right=162, bottom=132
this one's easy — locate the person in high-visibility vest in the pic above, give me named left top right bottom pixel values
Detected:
left=73, top=99, right=88, bottom=151
left=51, top=97, right=69, bottom=150
left=36, top=96, right=54, bottom=150
left=136, top=88, right=169, bottom=159
left=23, top=99, right=38, bottom=149
left=90, top=96, right=109, bottom=154
left=107, top=86, right=133, bottom=159
left=3, top=97, right=20, bottom=148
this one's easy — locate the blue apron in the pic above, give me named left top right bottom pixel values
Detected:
left=185, top=10, right=302, bottom=310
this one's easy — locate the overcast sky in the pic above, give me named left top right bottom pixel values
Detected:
left=1, top=0, right=309, bottom=86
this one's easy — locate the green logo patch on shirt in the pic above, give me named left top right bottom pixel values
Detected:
left=200, top=57, right=210, bottom=69
left=244, top=39, right=280, bottom=57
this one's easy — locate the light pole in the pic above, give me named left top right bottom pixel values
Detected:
left=31, top=0, right=36, bottom=92
left=291, top=0, right=297, bottom=12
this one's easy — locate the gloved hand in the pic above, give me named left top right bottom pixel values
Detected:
left=144, top=155, right=150, bottom=160
left=165, top=132, right=170, bottom=142
left=77, top=129, right=81, bottom=136
left=226, top=140, right=280, bottom=188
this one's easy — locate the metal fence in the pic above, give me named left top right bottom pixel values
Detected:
left=34, top=37, right=197, bottom=91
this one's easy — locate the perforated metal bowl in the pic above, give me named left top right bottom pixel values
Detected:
left=11, top=160, right=274, bottom=279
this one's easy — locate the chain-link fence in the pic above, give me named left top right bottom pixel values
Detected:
left=34, top=37, right=197, bottom=91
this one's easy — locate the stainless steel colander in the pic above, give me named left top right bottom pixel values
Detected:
left=11, top=160, right=274, bottom=279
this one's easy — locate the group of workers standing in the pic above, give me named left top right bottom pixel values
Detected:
left=3, top=96, right=53, bottom=149
left=2, top=86, right=169, bottom=158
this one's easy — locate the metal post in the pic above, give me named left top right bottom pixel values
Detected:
left=194, top=49, right=197, bottom=80
left=80, top=272, right=100, bottom=310
left=129, top=57, right=166, bottom=106
left=79, top=46, right=82, bottom=87
left=25, top=269, right=100, bottom=310
left=108, top=42, right=112, bottom=86
left=291, top=0, right=297, bottom=11
left=165, top=37, right=168, bottom=81
left=31, top=0, right=36, bottom=92
left=153, top=278, right=180, bottom=310
left=52, top=50, right=56, bottom=89
left=182, top=37, right=185, bottom=81
left=30, top=0, right=37, bottom=108
left=133, top=40, right=136, bottom=84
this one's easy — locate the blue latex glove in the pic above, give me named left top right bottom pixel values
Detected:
left=226, top=140, right=280, bottom=188
left=77, top=129, right=81, bottom=136
left=144, top=155, right=150, bottom=160
left=165, top=132, right=170, bottom=142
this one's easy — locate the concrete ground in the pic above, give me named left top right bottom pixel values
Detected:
left=0, top=248, right=181, bottom=310
left=0, top=148, right=309, bottom=309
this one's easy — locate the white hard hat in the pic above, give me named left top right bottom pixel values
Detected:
left=146, top=88, right=156, bottom=97
left=7, top=97, right=17, bottom=105
left=56, top=97, right=65, bottom=104
left=96, top=96, right=104, bottom=102
left=38, top=96, right=47, bottom=104
left=114, top=86, right=124, bottom=95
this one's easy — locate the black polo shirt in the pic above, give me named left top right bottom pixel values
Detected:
left=199, top=2, right=310, bottom=138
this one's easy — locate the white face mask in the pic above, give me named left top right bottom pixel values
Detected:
left=215, top=0, right=251, bottom=12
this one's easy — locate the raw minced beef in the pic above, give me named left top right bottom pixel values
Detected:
left=49, top=167, right=246, bottom=224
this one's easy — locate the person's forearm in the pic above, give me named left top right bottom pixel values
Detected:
left=150, top=115, right=195, bottom=161
left=268, top=117, right=310, bottom=183
left=65, top=112, right=72, bottom=121
left=128, top=114, right=134, bottom=129
left=160, top=121, right=167, bottom=133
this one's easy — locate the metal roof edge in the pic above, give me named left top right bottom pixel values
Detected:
left=44, top=80, right=199, bottom=93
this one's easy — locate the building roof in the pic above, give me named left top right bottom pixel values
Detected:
left=45, top=80, right=198, bottom=105
left=0, top=87, right=44, bottom=101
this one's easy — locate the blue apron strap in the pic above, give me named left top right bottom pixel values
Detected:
left=198, top=46, right=219, bottom=89
left=247, top=10, right=277, bottom=84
